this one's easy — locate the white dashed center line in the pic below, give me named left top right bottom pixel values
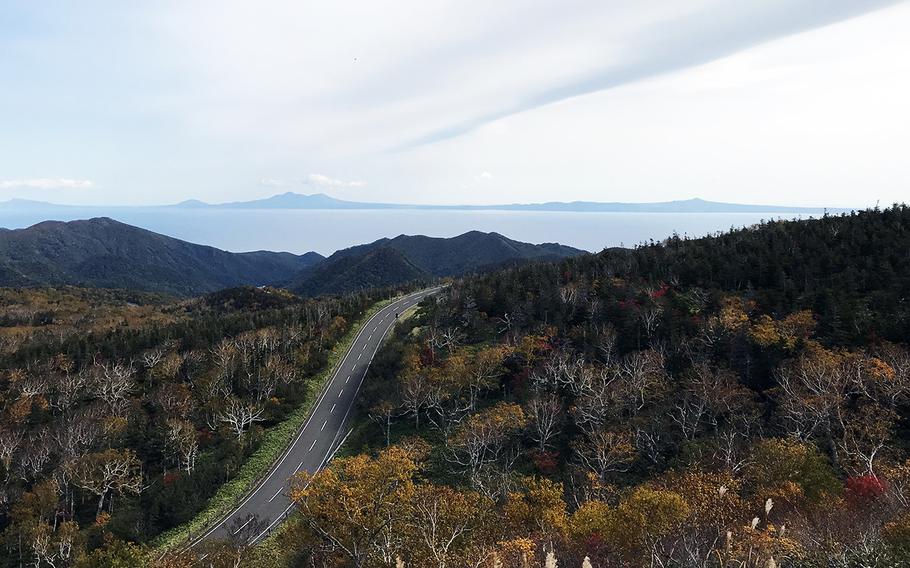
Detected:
left=330, top=404, right=336, bottom=413
left=321, top=420, right=327, bottom=431
left=338, top=388, right=344, bottom=397
left=268, top=488, right=283, bottom=502
left=308, top=439, right=317, bottom=451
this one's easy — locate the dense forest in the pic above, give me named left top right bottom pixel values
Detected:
left=269, top=206, right=910, bottom=567
left=0, top=285, right=380, bottom=566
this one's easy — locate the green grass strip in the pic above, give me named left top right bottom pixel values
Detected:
left=152, top=298, right=392, bottom=553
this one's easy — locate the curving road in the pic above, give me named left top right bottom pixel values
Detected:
left=193, top=287, right=441, bottom=549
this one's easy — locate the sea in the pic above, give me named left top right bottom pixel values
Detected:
left=0, top=207, right=818, bottom=256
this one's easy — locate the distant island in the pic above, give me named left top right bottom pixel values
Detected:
left=1, top=193, right=847, bottom=214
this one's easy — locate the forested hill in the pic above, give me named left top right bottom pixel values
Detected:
left=0, top=218, right=324, bottom=296
left=274, top=205, right=910, bottom=567
left=289, top=230, right=585, bottom=296
left=0, top=219, right=584, bottom=299
left=592, top=205, right=910, bottom=343
left=432, top=205, right=909, bottom=348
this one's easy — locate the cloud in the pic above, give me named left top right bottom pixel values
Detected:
left=0, top=178, right=94, bottom=189
left=305, top=174, right=366, bottom=188
left=259, top=178, right=288, bottom=187
left=479, top=171, right=493, bottom=180
left=395, top=0, right=904, bottom=149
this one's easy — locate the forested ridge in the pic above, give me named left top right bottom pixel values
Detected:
left=270, top=206, right=910, bottom=567
left=0, top=285, right=382, bottom=566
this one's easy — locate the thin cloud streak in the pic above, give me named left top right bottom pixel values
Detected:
left=306, top=174, right=366, bottom=188
left=396, top=0, right=905, bottom=150
left=0, top=178, right=94, bottom=190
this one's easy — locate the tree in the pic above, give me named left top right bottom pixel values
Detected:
left=73, top=536, right=148, bottom=568
left=66, top=448, right=143, bottom=519
left=615, top=487, right=690, bottom=565
left=446, top=403, right=526, bottom=491
left=746, top=438, right=840, bottom=504
left=526, top=393, right=563, bottom=453
left=0, top=426, right=22, bottom=472
left=91, top=361, right=135, bottom=416
left=290, top=447, right=417, bottom=568
left=503, top=478, right=568, bottom=554
left=197, top=514, right=266, bottom=568
left=218, top=397, right=264, bottom=442
left=164, top=419, right=198, bottom=473
left=406, top=484, right=493, bottom=568
left=464, top=346, right=507, bottom=410
left=573, top=430, right=636, bottom=482
left=368, top=400, right=398, bottom=447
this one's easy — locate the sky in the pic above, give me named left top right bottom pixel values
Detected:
left=1, top=0, right=909, bottom=208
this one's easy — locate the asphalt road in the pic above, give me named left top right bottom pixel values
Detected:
left=193, top=287, right=441, bottom=549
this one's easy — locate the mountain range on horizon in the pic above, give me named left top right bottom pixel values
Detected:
left=0, top=192, right=848, bottom=214
left=0, top=218, right=584, bottom=297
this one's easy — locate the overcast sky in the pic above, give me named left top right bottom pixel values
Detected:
left=2, top=0, right=909, bottom=207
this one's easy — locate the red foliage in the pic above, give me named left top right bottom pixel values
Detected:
left=845, top=474, right=888, bottom=504
left=583, top=535, right=612, bottom=566
left=509, top=368, right=530, bottom=392
left=531, top=450, right=559, bottom=475
left=163, top=471, right=180, bottom=486
left=420, top=345, right=435, bottom=366
left=650, top=284, right=671, bottom=298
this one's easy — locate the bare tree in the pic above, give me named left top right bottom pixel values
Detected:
left=49, top=370, right=87, bottom=416
left=140, top=347, right=166, bottom=370
left=526, top=393, right=562, bottom=452
left=92, top=360, right=135, bottom=415
left=439, top=328, right=463, bottom=354
left=53, top=409, right=101, bottom=462
left=19, top=431, right=53, bottom=481
left=0, top=426, right=22, bottom=472
left=165, top=419, right=199, bottom=473
left=573, top=430, right=636, bottom=482
left=446, top=403, right=525, bottom=490
left=400, top=372, right=432, bottom=429
left=218, top=397, right=264, bottom=442
left=369, top=401, right=398, bottom=447
left=66, top=448, right=143, bottom=518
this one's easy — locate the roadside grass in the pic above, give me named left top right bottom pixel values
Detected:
left=152, top=298, right=392, bottom=554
